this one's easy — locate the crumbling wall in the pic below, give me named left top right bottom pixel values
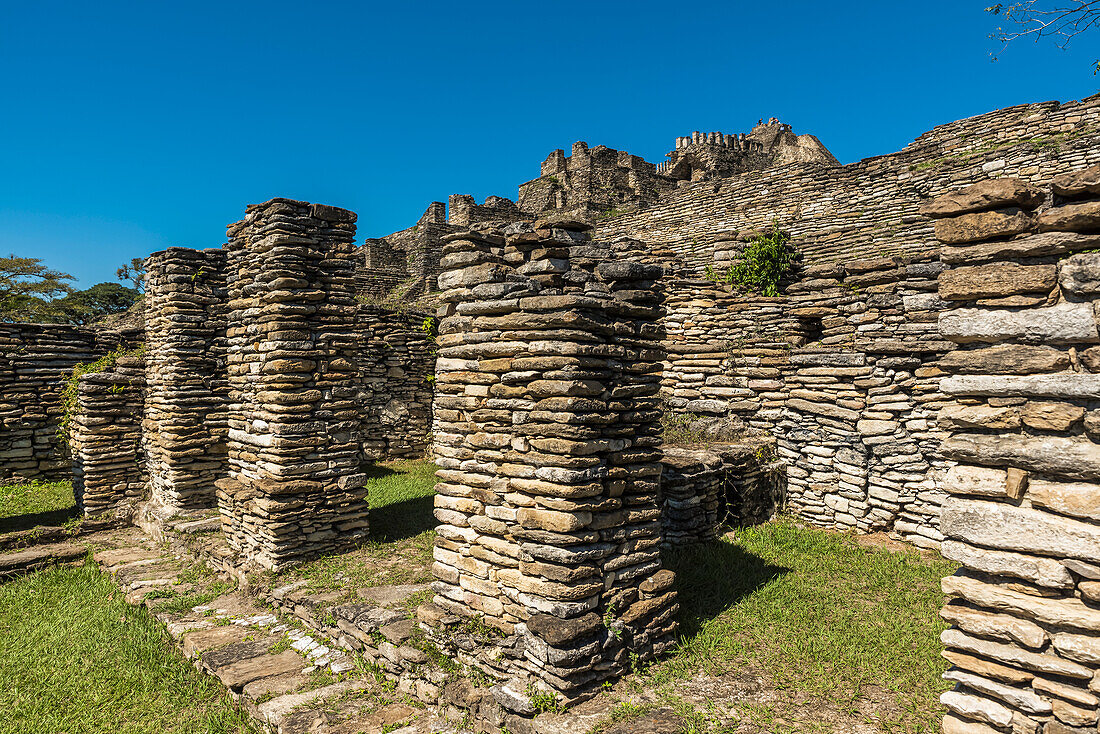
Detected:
left=358, top=305, right=435, bottom=460
left=935, top=169, right=1100, bottom=733
left=143, top=248, right=228, bottom=512
left=69, top=354, right=145, bottom=516
left=217, top=198, right=368, bottom=570
left=432, top=222, right=676, bottom=700
left=0, top=323, right=138, bottom=482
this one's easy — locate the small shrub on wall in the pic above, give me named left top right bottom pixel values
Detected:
left=705, top=223, right=794, bottom=297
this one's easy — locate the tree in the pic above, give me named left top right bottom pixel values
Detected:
left=0, top=255, right=74, bottom=323
left=52, top=282, right=141, bottom=325
left=116, top=257, right=146, bottom=292
left=988, top=2, right=1100, bottom=71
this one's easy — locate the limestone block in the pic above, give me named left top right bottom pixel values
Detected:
left=1021, top=401, right=1085, bottom=431
left=942, top=497, right=1100, bottom=562
left=938, top=303, right=1099, bottom=345
left=1060, top=252, right=1100, bottom=296
left=942, top=669, right=1051, bottom=715
left=941, top=232, right=1100, bottom=265
left=940, top=373, right=1100, bottom=400
left=1053, top=633, right=1100, bottom=665
left=941, top=433, right=1100, bottom=480
left=939, top=690, right=1013, bottom=729
left=934, top=210, right=1034, bottom=245
left=938, top=405, right=1020, bottom=430
left=1040, top=200, right=1100, bottom=233
left=939, top=262, right=1056, bottom=301
left=942, top=626, right=1093, bottom=677
left=938, top=344, right=1071, bottom=374
left=1054, top=165, right=1100, bottom=198
left=941, top=540, right=1073, bottom=589
left=941, top=603, right=1049, bottom=648
left=1028, top=478, right=1100, bottom=522
left=920, top=179, right=1044, bottom=218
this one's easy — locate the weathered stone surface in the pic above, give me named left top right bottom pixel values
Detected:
left=1054, top=164, right=1100, bottom=198
left=1060, top=253, right=1100, bottom=296
left=1028, top=479, right=1100, bottom=522
left=943, top=650, right=1034, bottom=685
left=938, top=344, right=1071, bottom=374
left=941, top=373, right=1100, bottom=400
left=921, top=179, right=1044, bottom=218
left=938, top=405, right=1020, bottom=430
left=934, top=210, right=1034, bottom=245
left=1021, top=401, right=1085, bottom=431
left=942, top=626, right=1094, bottom=677
left=941, top=603, right=1050, bottom=648
left=941, top=714, right=1001, bottom=734
left=1053, top=633, right=1100, bottom=665
left=942, top=498, right=1100, bottom=562
left=941, top=540, right=1072, bottom=589
left=1040, top=200, right=1100, bottom=233
left=941, top=232, right=1100, bottom=264
left=939, top=262, right=1055, bottom=301
left=939, top=303, right=1099, bottom=345
left=940, top=433, right=1100, bottom=481
left=940, top=690, right=1013, bottom=728
left=941, top=465, right=1014, bottom=498
left=942, top=669, right=1051, bottom=715
left=943, top=575, right=1100, bottom=636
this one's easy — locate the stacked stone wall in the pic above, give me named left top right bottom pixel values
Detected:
left=935, top=169, right=1100, bottom=733
left=0, top=323, right=139, bottom=482
left=69, top=355, right=145, bottom=516
left=432, top=222, right=676, bottom=700
left=143, top=248, right=228, bottom=512
left=217, top=198, right=368, bottom=571
left=358, top=305, right=435, bottom=460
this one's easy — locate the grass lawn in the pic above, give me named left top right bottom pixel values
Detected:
left=273, top=459, right=438, bottom=592
left=611, top=518, right=957, bottom=733
left=0, top=560, right=258, bottom=734
left=0, top=479, right=78, bottom=533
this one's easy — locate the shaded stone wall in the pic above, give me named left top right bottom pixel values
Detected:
left=432, top=222, right=676, bottom=700
left=935, top=169, right=1100, bottom=732
left=69, top=355, right=145, bottom=516
left=659, top=439, right=783, bottom=545
left=218, top=198, right=368, bottom=571
left=358, top=305, right=435, bottom=460
left=0, top=323, right=138, bottom=482
left=143, top=248, right=228, bottom=512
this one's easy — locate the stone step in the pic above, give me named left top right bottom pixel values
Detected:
left=0, top=542, right=86, bottom=579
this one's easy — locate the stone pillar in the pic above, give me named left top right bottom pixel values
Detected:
left=218, top=198, right=367, bottom=571
left=931, top=169, right=1100, bottom=733
left=432, top=222, right=676, bottom=701
left=70, top=355, right=145, bottom=516
left=143, top=247, right=228, bottom=511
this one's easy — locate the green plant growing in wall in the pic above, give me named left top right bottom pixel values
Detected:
left=727, top=222, right=794, bottom=296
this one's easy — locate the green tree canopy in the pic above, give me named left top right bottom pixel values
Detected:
left=51, top=282, right=141, bottom=325
left=0, top=255, right=75, bottom=323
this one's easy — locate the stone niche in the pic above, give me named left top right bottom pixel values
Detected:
left=431, top=220, right=678, bottom=701
left=932, top=168, right=1100, bottom=734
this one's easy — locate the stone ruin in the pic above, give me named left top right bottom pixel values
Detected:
left=3, top=93, right=1100, bottom=726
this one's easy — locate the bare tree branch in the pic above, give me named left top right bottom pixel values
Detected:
left=987, top=1, right=1100, bottom=69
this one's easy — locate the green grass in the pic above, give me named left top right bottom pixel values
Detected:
left=278, top=459, right=438, bottom=593
left=636, top=517, right=956, bottom=733
left=0, top=479, right=78, bottom=533
left=0, top=560, right=258, bottom=734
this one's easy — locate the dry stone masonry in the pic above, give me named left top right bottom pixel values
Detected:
left=432, top=221, right=677, bottom=700
left=143, top=247, right=229, bottom=511
left=69, top=354, right=145, bottom=516
left=217, top=199, right=369, bottom=571
left=933, top=168, right=1100, bottom=734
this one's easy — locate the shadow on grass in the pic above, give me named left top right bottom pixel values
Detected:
left=664, top=538, right=789, bottom=639
left=0, top=506, right=80, bottom=535
left=369, top=493, right=436, bottom=543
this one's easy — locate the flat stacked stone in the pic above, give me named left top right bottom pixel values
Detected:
left=70, top=355, right=145, bottom=516
left=0, top=324, right=136, bottom=482
left=217, top=198, right=367, bottom=571
left=357, top=305, right=435, bottom=460
left=932, top=169, right=1100, bottom=733
left=431, top=221, right=677, bottom=702
left=143, top=247, right=229, bottom=511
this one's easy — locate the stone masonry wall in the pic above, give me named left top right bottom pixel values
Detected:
left=217, top=199, right=369, bottom=571
left=432, top=221, right=677, bottom=701
left=358, top=305, right=435, bottom=460
left=934, top=169, right=1100, bottom=733
left=69, top=355, right=145, bottom=516
left=143, top=248, right=229, bottom=512
left=0, top=323, right=138, bottom=482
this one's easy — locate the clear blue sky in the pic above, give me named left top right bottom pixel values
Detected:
left=1, top=1, right=1096, bottom=288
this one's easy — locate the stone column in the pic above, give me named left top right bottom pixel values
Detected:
left=432, top=222, right=676, bottom=701
left=70, top=355, right=145, bottom=516
left=143, top=247, right=228, bottom=511
left=217, top=198, right=367, bottom=571
left=931, top=169, right=1100, bottom=733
